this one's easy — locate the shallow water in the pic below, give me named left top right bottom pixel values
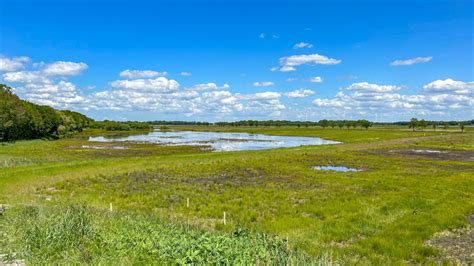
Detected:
left=313, top=165, right=361, bottom=172
left=89, top=130, right=340, bottom=152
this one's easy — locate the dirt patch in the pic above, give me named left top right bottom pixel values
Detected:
left=376, top=148, right=474, bottom=162
left=425, top=226, right=473, bottom=264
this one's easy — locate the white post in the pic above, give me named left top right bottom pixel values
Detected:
left=186, top=197, right=189, bottom=208
left=223, top=211, right=226, bottom=225
left=109, top=202, right=113, bottom=212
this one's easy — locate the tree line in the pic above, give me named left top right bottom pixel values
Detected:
left=0, top=84, right=92, bottom=141
left=213, top=119, right=374, bottom=129
left=408, top=118, right=468, bottom=132
left=89, top=120, right=151, bottom=131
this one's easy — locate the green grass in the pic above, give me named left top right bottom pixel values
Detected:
left=0, top=126, right=473, bottom=264
left=1, top=205, right=318, bottom=265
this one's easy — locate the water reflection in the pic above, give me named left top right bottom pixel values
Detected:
left=313, top=166, right=361, bottom=172
left=89, top=131, right=340, bottom=152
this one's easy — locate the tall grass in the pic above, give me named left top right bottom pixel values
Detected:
left=0, top=205, right=331, bottom=265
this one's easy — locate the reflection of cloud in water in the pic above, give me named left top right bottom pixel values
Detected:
left=313, top=166, right=361, bottom=172
left=89, top=131, right=340, bottom=152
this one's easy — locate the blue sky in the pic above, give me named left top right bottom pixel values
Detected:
left=0, top=0, right=472, bottom=122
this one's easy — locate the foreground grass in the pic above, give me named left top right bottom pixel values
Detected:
left=0, top=126, right=473, bottom=264
left=0, top=205, right=317, bottom=265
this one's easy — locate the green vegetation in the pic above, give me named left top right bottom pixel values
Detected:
left=0, top=126, right=472, bottom=264
left=89, top=120, right=151, bottom=131
left=1, top=205, right=315, bottom=265
left=214, top=119, right=373, bottom=129
left=0, top=84, right=91, bottom=141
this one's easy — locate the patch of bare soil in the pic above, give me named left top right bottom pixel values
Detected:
left=426, top=226, right=473, bottom=264
left=376, top=149, right=474, bottom=162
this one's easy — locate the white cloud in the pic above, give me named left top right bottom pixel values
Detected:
left=3, top=71, right=50, bottom=84
left=246, top=91, right=281, bottom=100
left=42, top=61, right=88, bottom=76
left=312, top=80, right=473, bottom=120
left=1, top=59, right=90, bottom=108
left=0, top=56, right=31, bottom=72
left=275, top=53, right=341, bottom=72
left=309, top=76, right=323, bottom=83
left=253, top=81, right=274, bottom=87
left=259, top=33, right=266, bottom=38
left=110, top=77, right=179, bottom=92
left=285, top=89, right=315, bottom=98
left=285, top=78, right=297, bottom=82
left=23, top=81, right=86, bottom=108
left=293, top=42, right=314, bottom=49
left=180, top=72, right=192, bottom=76
left=390, top=56, right=433, bottom=66
left=186, top=82, right=229, bottom=91
left=423, top=78, right=474, bottom=94
left=119, top=69, right=167, bottom=79
left=347, top=82, right=403, bottom=92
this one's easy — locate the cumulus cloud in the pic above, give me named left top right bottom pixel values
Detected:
left=285, top=89, right=315, bottom=98
left=309, top=76, right=323, bottom=83
left=347, top=82, right=403, bottom=92
left=246, top=91, right=281, bottom=100
left=1, top=59, right=90, bottom=108
left=274, top=53, right=341, bottom=72
left=423, top=78, right=473, bottom=94
left=0, top=56, right=31, bottom=72
left=186, top=82, right=230, bottom=91
left=253, top=81, right=274, bottom=87
left=119, top=69, right=167, bottom=79
left=180, top=72, right=192, bottom=76
left=110, top=77, right=179, bottom=92
left=22, top=81, right=86, bottom=107
left=3, top=71, right=50, bottom=84
left=390, top=56, right=433, bottom=66
left=293, top=42, right=314, bottom=49
left=42, top=61, right=88, bottom=76
left=312, top=80, right=473, bottom=120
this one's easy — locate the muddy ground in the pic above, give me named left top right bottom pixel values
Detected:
left=370, top=148, right=474, bottom=162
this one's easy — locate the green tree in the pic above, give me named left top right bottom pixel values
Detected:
left=418, top=119, right=427, bottom=131
left=0, top=84, right=92, bottom=141
left=358, top=119, right=372, bottom=130
left=409, top=118, right=418, bottom=131
left=319, top=119, right=329, bottom=129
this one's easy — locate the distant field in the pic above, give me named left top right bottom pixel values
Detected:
left=1, top=126, right=473, bottom=264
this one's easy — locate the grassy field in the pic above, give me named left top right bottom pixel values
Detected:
left=0, top=126, right=473, bottom=264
